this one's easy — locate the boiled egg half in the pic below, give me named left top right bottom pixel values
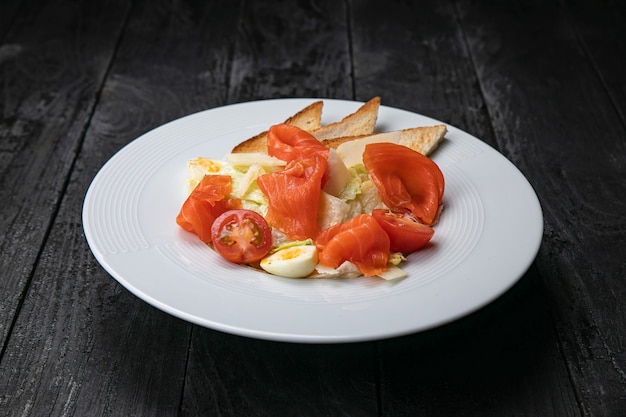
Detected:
left=260, top=245, right=318, bottom=278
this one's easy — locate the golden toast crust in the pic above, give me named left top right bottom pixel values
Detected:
left=231, top=100, right=324, bottom=153
left=231, top=97, right=445, bottom=157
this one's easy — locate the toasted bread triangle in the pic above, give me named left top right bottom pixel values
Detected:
left=323, top=124, right=447, bottom=167
left=231, top=97, right=381, bottom=153
left=231, top=100, right=324, bottom=153
left=310, top=97, right=380, bottom=140
left=231, top=97, right=446, bottom=164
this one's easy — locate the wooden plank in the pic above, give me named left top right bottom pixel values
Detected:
left=179, top=1, right=378, bottom=416
left=456, top=0, right=626, bottom=415
left=183, top=330, right=377, bottom=417
left=2, top=0, right=620, bottom=416
left=0, top=0, right=26, bottom=41
left=349, top=0, right=496, bottom=146
left=0, top=0, right=130, bottom=345
left=377, top=268, right=580, bottom=417
left=0, top=256, right=190, bottom=416
left=0, top=0, right=242, bottom=414
left=227, top=0, right=353, bottom=101
left=350, top=0, right=581, bottom=415
left=566, top=2, right=626, bottom=123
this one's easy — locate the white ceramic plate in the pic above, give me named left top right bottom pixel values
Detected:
left=83, top=98, right=543, bottom=343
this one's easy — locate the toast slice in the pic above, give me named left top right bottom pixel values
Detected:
left=231, top=100, right=324, bottom=153
left=323, top=124, right=447, bottom=167
left=310, top=97, right=380, bottom=140
left=232, top=97, right=381, bottom=153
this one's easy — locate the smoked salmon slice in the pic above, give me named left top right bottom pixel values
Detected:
left=363, top=142, right=444, bottom=225
left=315, top=214, right=390, bottom=276
left=176, top=175, right=241, bottom=243
left=257, top=153, right=326, bottom=241
left=267, top=123, right=329, bottom=163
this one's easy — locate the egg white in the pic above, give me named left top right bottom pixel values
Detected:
left=260, top=245, right=318, bottom=278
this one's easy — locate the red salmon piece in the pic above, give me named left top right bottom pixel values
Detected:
left=267, top=124, right=329, bottom=163
left=363, top=142, right=444, bottom=225
left=257, top=154, right=326, bottom=241
left=316, top=214, right=390, bottom=276
left=176, top=175, right=241, bottom=243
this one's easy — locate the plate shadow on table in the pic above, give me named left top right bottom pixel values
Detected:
left=374, top=264, right=568, bottom=412
left=181, top=264, right=563, bottom=413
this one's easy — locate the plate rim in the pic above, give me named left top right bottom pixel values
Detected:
left=82, top=98, right=544, bottom=343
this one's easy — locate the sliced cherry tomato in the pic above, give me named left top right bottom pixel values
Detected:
left=210, top=209, right=273, bottom=264
left=316, top=214, right=390, bottom=276
left=372, top=209, right=434, bottom=254
left=176, top=175, right=242, bottom=243
left=364, top=142, right=444, bottom=225
left=267, top=123, right=329, bottom=163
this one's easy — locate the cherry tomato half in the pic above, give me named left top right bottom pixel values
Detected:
left=371, top=209, right=434, bottom=254
left=210, top=209, right=273, bottom=264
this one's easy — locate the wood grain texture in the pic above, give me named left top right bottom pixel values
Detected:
left=351, top=0, right=579, bottom=415
left=0, top=0, right=624, bottom=415
left=0, top=0, right=238, bottom=415
left=566, top=2, right=626, bottom=124
left=182, top=330, right=377, bottom=417
left=456, top=0, right=626, bottom=415
left=377, top=268, right=580, bottom=417
left=0, top=0, right=131, bottom=345
left=349, top=0, right=495, bottom=145
left=0, top=0, right=24, bottom=41
left=228, top=0, right=352, bottom=101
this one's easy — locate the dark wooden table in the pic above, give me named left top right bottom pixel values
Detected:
left=1, top=0, right=625, bottom=415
